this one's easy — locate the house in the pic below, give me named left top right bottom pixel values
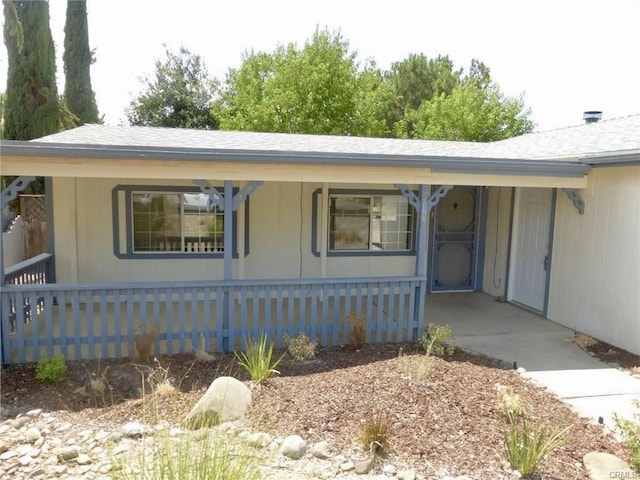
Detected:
left=1, top=113, right=639, bottom=364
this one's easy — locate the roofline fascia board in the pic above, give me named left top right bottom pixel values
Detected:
left=579, top=150, right=640, bottom=167
left=0, top=141, right=590, bottom=177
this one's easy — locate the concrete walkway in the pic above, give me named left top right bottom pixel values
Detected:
left=426, top=293, right=640, bottom=428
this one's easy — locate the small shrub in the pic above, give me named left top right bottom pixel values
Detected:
left=283, top=332, right=317, bottom=361
left=134, top=323, right=158, bottom=362
left=357, top=411, right=391, bottom=455
left=348, top=313, right=366, bottom=350
left=496, top=383, right=529, bottom=421
left=615, top=400, right=640, bottom=473
left=35, top=353, right=68, bottom=384
left=503, top=415, right=570, bottom=478
left=111, top=427, right=260, bottom=480
left=398, top=347, right=433, bottom=385
left=234, top=333, right=284, bottom=384
left=421, top=323, right=456, bottom=356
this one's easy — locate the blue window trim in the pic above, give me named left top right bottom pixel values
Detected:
left=111, top=184, right=249, bottom=259
left=311, top=188, right=417, bottom=258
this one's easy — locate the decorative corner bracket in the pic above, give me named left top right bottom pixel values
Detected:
left=193, top=180, right=263, bottom=212
left=563, top=188, right=585, bottom=215
left=395, top=184, right=419, bottom=210
left=1, top=176, right=36, bottom=231
left=427, top=185, right=453, bottom=211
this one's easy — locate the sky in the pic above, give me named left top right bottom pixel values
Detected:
left=1, top=0, right=639, bottom=132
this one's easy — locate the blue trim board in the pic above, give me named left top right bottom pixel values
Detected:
left=504, top=188, right=516, bottom=298
left=542, top=189, right=557, bottom=318
left=111, top=184, right=246, bottom=260
left=311, top=188, right=418, bottom=258
left=475, top=187, right=490, bottom=292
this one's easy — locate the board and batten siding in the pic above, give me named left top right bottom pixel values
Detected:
left=52, top=178, right=418, bottom=284
left=547, top=165, right=640, bottom=355
left=482, top=187, right=513, bottom=298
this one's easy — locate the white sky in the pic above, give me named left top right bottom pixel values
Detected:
left=1, top=0, right=639, bottom=132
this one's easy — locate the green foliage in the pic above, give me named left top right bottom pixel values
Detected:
left=217, top=28, right=388, bottom=137
left=283, top=332, right=317, bottom=361
left=35, top=353, right=68, bottom=384
left=127, top=46, right=219, bottom=129
left=503, top=414, right=569, bottom=478
left=421, top=323, right=456, bottom=356
left=357, top=411, right=391, bottom=455
left=615, top=400, right=640, bottom=473
left=3, top=0, right=73, bottom=140
left=112, top=428, right=260, bottom=480
left=63, top=0, right=100, bottom=125
left=234, top=333, right=284, bottom=383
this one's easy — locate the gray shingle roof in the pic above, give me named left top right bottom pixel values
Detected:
left=32, top=113, right=640, bottom=163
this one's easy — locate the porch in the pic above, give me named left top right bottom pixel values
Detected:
left=1, top=254, right=426, bottom=364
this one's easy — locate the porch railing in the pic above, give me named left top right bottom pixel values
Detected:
left=1, top=276, right=426, bottom=364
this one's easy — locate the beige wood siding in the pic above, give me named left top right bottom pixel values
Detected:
left=482, top=187, right=513, bottom=297
left=52, top=178, right=418, bottom=284
left=548, top=166, right=640, bottom=355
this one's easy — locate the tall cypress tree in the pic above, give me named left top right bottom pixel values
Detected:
left=63, top=0, right=100, bottom=125
left=2, top=0, right=65, bottom=140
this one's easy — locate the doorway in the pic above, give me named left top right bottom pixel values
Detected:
left=507, top=188, right=555, bottom=312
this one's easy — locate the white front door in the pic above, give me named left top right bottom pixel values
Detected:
left=508, top=188, right=553, bottom=312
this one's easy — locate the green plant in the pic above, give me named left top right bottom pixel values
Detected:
left=283, top=332, right=317, bottom=361
left=348, top=313, right=366, bottom=350
left=35, top=353, right=68, bottom=384
left=421, top=323, right=456, bottom=356
left=398, top=347, right=433, bottom=385
left=615, top=400, right=640, bottom=473
left=111, top=427, right=260, bottom=480
left=357, top=411, right=391, bottom=455
left=496, top=383, right=529, bottom=421
left=234, top=333, right=284, bottom=384
left=503, top=415, right=570, bottom=478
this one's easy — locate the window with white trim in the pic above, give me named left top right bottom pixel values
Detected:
left=132, top=192, right=224, bottom=253
left=328, top=194, right=413, bottom=252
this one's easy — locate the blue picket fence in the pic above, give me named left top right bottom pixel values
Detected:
left=1, top=267, right=426, bottom=364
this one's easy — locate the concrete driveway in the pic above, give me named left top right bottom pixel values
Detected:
left=426, top=293, right=640, bottom=428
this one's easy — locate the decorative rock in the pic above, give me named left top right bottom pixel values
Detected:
left=183, top=376, right=251, bottom=429
left=24, top=427, right=42, bottom=443
left=340, top=461, right=355, bottom=471
left=383, top=463, right=397, bottom=475
left=0, top=441, right=9, bottom=454
left=281, top=435, right=307, bottom=460
left=398, top=469, right=417, bottom=480
left=18, top=454, right=34, bottom=466
left=26, top=409, right=43, bottom=418
left=122, top=421, right=152, bottom=438
left=53, top=446, right=79, bottom=461
left=584, top=452, right=635, bottom=480
left=76, top=453, right=93, bottom=465
left=355, top=457, right=374, bottom=474
left=310, top=440, right=331, bottom=459
left=246, top=431, right=273, bottom=448
left=9, top=417, right=29, bottom=429
left=0, top=449, right=18, bottom=460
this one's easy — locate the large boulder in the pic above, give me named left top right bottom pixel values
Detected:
left=182, top=376, right=251, bottom=429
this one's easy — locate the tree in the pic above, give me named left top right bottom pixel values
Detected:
left=392, top=59, right=534, bottom=141
left=407, top=79, right=535, bottom=142
left=382, top=54, right=462, bottom=134
left=2, top=0, right=70, bottom=140
left=217, top=28, right=389, bottom=136
left=63, top=0, right=100, bottom=125
left=126, top=46, right=219, bottom=129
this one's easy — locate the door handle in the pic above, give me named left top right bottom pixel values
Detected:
left=543, top=255, right=550, bottom=271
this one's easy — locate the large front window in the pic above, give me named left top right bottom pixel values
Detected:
left=132, top=192, right=224, bottom=253
left=329, top=194, right=413, bottom=252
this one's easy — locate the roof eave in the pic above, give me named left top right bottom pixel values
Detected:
left=0, top=140, right=591, bottom=178
left=579, top=149, right=640, bottom=167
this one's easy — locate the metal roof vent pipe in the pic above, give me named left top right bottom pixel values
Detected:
left=583, top=111, right=603, bottom=124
